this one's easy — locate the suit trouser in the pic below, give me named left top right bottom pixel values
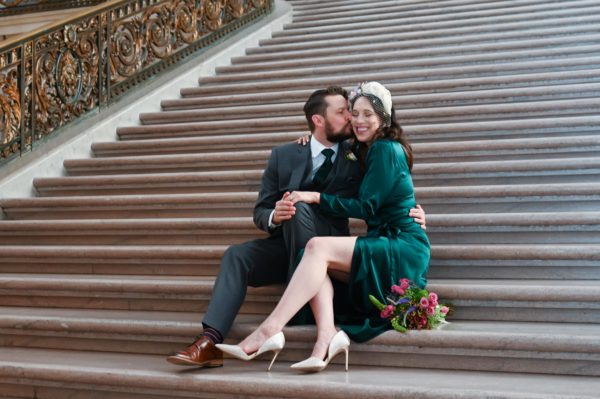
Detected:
left=203, top=202, right=334, bottom=337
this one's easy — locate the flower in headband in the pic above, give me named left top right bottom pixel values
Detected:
left=349, top=81, right=393, bottom=127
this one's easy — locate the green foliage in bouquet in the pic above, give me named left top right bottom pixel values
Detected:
left=371, top=278, right=449, bottom=332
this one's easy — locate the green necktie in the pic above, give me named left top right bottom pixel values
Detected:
left=313, top=148, right=335, bottom=187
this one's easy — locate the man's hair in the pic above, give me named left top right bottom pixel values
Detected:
left=303, top=86, right=348, bottom=132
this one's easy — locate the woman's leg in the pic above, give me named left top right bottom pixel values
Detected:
left=307, top=275, right=338, bottom=359
left=238, top=236, right=357, bottom=354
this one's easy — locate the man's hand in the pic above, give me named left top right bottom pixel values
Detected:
left=288, top=191, right=320, bottom=204
left=409, top=204, right=427, bottom=230
left=272, top=192, right=296, bottom=224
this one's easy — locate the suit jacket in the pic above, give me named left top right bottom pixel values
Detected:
left=254, top=139, right=363, bottom=235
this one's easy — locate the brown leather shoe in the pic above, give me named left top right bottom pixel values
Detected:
left=166, top=336, right=223, bottom=367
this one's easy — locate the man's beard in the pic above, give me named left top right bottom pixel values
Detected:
left=324, top=120, right=354, bottom=143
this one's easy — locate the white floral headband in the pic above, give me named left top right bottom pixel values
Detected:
left=349, top=81, right=393, bottom=116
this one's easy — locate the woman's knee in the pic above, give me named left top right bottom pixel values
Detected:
left=305, top=236, right=328, bottom=254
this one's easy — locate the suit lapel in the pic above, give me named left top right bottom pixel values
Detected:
left=289, top=143, right=312, bottom=190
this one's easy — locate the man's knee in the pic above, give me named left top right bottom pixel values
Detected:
left=284, top=201, right=316, bottom=227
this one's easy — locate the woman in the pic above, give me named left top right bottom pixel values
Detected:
left=217, top=82, right=430, bottom=372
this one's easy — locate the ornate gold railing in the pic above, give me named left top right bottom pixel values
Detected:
left=0, top=0, right=272, bottom=164
left=0, top=1, right=105, bottom=17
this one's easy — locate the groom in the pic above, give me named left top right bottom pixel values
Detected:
left=167, top=86, right=426, bottom=367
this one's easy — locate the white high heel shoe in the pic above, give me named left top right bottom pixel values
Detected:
left=216, top=331, right=285, bottom=371
left=290, top=330, right=350, bottom=372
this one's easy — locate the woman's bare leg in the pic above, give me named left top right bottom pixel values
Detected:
left=307, top=275, right=338, bottom=359
left=238, top=236, right=357, bottom=354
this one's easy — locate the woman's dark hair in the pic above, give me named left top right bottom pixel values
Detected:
left=303, top=86, right=348, bottom=132
left=350, top=100, right=413, bottom=171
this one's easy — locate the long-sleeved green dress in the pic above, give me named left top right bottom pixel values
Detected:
left=320, top=139, right=431, bottom=342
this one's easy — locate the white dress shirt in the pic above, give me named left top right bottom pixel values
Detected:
left=268, top=138, right=339, bottom=229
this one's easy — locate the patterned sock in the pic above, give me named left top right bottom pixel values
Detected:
left=201, top=323, right=224, bottom=345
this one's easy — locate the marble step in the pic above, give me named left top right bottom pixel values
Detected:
left=173, top=70, right=600, bottom=108
left=282, top=0, right=595, bottom=34
left=90, top=134, right=600, bottom=163
left=0, top=274, right=598, bottom=323
left=0, top=244, right=595, bottom=280
left=181, top=68, right=600, bottom=98
left=145, top=96, right=600, bottom=126
left=0, top=307, right=599, bottom=377
left=249, top=22, right=599, bottom=57
left=1, top=348, right=599, bottom=399
left=279, top=0, right=598, bottom=32
left=199, top=57, right=600, bottom=86
left=0, top=212, right=598, bottom=245
left=3, top=182, right=600, bottom=221
left=220, top=41, right=600, bottom=75
left=265, top=11, right=600, bottom=49
left=33, top=157, right=600, bottom=195
left=116, top=114, right=600, bottom=143
left=65, top=135, right=600, bottom=176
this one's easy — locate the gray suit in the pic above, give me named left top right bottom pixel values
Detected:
left=203, top=140, right=362, bottom=336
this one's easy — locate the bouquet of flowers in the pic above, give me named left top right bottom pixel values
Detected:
left=369, top=278, right=449, bottom=332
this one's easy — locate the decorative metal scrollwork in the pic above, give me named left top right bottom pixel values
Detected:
left=204, top=0, right=225, bottom=31
left=0, top=0, right=25, bottom=7
left=0, top=0, right=272, bottom=164
left=0, top=68, right=21, bottom=158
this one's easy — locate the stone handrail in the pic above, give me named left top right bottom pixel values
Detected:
left=0, top=0, right=273, bottom=164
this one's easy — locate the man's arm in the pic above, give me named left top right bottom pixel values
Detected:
left=409, top=204, right=427, bottom=230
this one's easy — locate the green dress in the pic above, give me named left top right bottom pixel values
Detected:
left=320, top=139, right=431, bottom=342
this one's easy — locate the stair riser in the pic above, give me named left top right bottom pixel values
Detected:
left=0, top=292, right=597, bottom=324
left=4, top=199, right=600, bottom=220
left=181, top=68, right=600, bottom=98
left=116, top=122, right=599, bottom=142
left=181, top=70, right=600, bottom=99
left=248, top=24, right=600, bottom=56
left=0, top=382, right=181, bottom=399
left=200, top=59, right=600, bottom=85
left=223, top=40, right=600, bottom=74
left=1, top=227, right=597, bottom=246
left=148, top=92, right=600, bottom=124
left=34, top=183, right=262, bottom=197
left=65, top=145, right=600, bottom=176
left=287, top=0, right=599, bottom=25
left=0, top=262, right=218, bottom=276
left=33, top=172, right=600, bottom=197
left=0, top=262, right=593, bottom=280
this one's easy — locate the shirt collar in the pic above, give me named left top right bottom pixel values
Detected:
left=310, top=136, right=339, bottom=159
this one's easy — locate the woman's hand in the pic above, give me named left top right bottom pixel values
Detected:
left=295, top=134, right=311, bottom=146
left=287, top=191, right=320, bottom=204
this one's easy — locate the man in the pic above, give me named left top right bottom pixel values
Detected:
left=167, top=86, right=426, bottom=367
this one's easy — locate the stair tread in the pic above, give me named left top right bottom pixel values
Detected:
left=1, top=347, right=598, bottom=399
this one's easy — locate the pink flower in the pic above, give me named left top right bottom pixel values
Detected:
left=429, top=292, right=438, bottom=303
left=426, top=306, right=436, bottom=316
left=440, top=306, right=449, bottom=315
left=419, top=297, right=429, bottom=309
left=399, top=278, right=410, bottom=290
left=380, top=305, right=394, bottom=318
left=391, top=285, right=405, bottom=295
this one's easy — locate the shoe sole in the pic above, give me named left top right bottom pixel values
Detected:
left=166, top=355, right=223, bottom=368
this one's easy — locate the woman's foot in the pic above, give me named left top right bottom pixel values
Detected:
left=238, top=324, right=281, bottom=355
left=310, top=328, right=339, bottom=360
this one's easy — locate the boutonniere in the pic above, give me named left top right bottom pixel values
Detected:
left=344, top=150, right=358, bottom=162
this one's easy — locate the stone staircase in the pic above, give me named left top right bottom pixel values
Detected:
left=1, top=0, right=600, bottom=397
